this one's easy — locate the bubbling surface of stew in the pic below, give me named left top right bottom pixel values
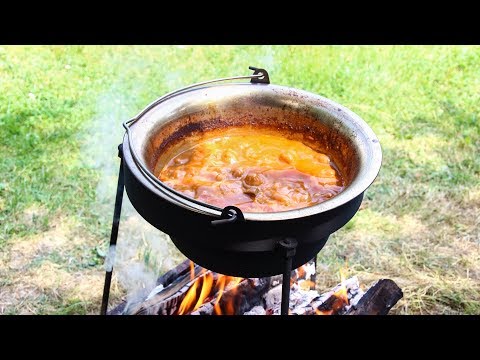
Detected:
left=158, top=128, right=345, bottom=212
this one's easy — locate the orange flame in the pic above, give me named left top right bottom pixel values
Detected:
left=178, top=262, right=324, bottom=315
left=297, top=266, right=306, bottom=279
left=194, top=272, right=214, bottom=310
left=314, top=267, right=349, bottom=316
left=218, top=276, right=243, bottom=315
left=213, top=276, right=228, bottom=315
left=231, top=277, right=243, bottom=287
left=291, top=265, right=307, bottom=286
left=178, top=263, right=244, bottom=315
left=189, top=261, right=195, bottom=280
left=177, top=270, right=215, bottom=315
left=334, top=267, right=349, bottom=305
left=298, top=279, right=316, bottom=291
left=177, top=278, right=199, bottom=315
left=291, top=264, right=312, bottom=287
left=315, top=308, right=333, bottom=315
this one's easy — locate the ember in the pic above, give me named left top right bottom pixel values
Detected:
left=315, top=268, right=349, bottom=315
left=110, top=259, right=402, bottom=316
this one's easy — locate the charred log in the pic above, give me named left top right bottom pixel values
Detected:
left=290, top=276, right=361, bottom=315
left=191, top=276, right=280, bottom=315
left=108, top=259, right=402, bottom=316
left=127, top=263, right=206, bottom=315
left=110, top=259, right=315, bottom=315
left=156, top=259, right=192, bottom=288
left=345, top=279, right=403, bottom=315
left=109, top=259, right=192, bottom=315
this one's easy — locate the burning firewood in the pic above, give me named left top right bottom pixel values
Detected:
left=125, top=261, right=206, bottom=315
left=345, top=279, right=403, bottom=315
left=190, top=277, right=277, bottom=315
left=110, top=259, right=402, bottom=316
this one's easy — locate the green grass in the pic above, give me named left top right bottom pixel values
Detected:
left=1, top=45, right=479, bottom=314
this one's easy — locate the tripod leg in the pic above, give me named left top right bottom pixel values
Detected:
left=100, top=145, right=125, bottom=315
left=278, top=238, right=298, bottom=316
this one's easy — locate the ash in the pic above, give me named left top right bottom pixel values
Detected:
left=244, top=276, right=363, bottom=315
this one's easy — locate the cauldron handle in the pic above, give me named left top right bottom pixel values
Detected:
left=122, top=67, right=270, bottom=216
left=211, top=206, right=245, bottom=227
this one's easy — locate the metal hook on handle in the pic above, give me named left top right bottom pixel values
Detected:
left=249, top=66, right=270, bottom=84
left=211, top=206, right=245, bottom=226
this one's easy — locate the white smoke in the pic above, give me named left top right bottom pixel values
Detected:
left=254, top=47, right=277, bottom=75
left=81, top=46, right=278, bottom=310
left=81, top=50, right=186, bottom=309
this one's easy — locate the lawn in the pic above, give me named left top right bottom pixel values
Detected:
left=0, top=45, right=479, bottom=315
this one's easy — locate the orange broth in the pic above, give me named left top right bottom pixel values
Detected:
left=158, top=129, right=345, bottom=212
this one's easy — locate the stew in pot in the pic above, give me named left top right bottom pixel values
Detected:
left=158, top=128, right=345, bottom=212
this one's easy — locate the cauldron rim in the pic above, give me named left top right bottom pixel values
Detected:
left=125, top=83, right=382, bottom=222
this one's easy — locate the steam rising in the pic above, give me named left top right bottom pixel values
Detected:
left=81, top=46, right=278, bottom=310
left=81, top=53, right=186, bottom=309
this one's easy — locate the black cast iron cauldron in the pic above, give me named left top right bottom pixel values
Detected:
left=121, top=68, right=382, bottom=278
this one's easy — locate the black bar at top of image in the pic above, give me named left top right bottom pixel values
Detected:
left=1, top=29, right=479, bottom=45
left=1, top=7, right=479, bottom=45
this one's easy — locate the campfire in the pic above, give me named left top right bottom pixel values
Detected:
left=101, top=67, right=388, bottom=315
left=110, top=259, right=402, bottom=316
